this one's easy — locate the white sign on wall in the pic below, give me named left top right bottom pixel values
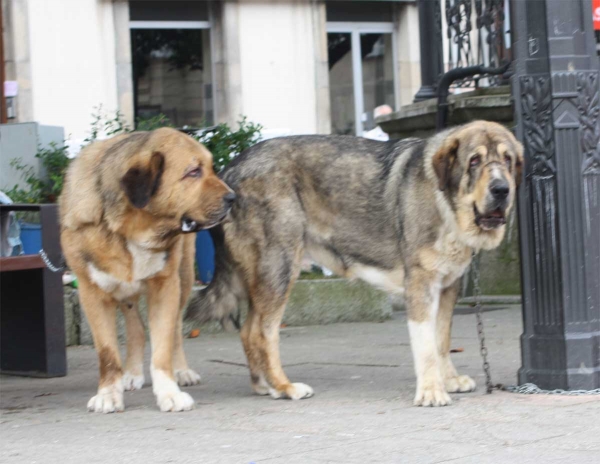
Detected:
left=4, top=81, right=18, bottom=97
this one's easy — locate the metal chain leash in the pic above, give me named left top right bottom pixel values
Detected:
left=39, top=249, right=66, bottom=273
left=472, top=251, right=497, bottom=394
left=471, top=251, right=600, bottom=396
left=502, top=383, right=600, bottom=395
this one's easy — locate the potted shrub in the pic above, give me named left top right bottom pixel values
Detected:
left=5, top=143, right=70, bottom=254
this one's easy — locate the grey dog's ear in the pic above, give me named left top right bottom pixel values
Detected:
left=514, top=143, right=524, bottom=187
left=432, top=138, right=459, bottom=191
left=120, top=151, right=165, bottom=208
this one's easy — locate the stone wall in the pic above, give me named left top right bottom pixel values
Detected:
left=64, top=279, right=393, bottom=346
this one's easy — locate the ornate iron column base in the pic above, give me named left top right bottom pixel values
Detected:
left=511, top=0, right=600, bottom=390
left=519, top=333, right=600, bottom=390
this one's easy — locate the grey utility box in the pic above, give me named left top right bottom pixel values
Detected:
left=0, top=123, right=65, bottom=192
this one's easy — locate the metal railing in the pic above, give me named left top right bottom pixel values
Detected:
left=414, top=0, right=512, bottom=102
left=444, top=0, right=511, bottom=87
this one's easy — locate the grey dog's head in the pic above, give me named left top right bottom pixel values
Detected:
left=431, top=121, right=524, bottom=249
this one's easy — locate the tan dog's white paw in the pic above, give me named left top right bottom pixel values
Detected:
left=271, top=382, right=314, bottom=400
left=122, top=372, right=145, bottom=391
left=87, top=383, right=124, bottom=413
left=445, top=375, right=476, bottom=393
left=414, top=384, right=452, bottom=407
left=156, top=391, right=195, bottom=412
left=175, top=369, right=201, bottom=387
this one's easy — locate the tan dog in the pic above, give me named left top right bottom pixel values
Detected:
left=60, top=128, right=233, bottom=413
left=187, top=121, right=523, bottom=406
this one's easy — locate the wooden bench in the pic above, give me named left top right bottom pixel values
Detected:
left=0, top=204, right=66, bottom=377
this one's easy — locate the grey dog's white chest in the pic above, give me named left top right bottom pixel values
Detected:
left=87, top=241, right=167, bottom=300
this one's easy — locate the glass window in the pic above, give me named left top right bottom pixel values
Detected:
left=360, top=33, right=395, bottom=132
left=328, top=32, right=355, bottom=135
left=327, top=26, right=397, bottom=136
left=131, top=28, right=213, bottom=128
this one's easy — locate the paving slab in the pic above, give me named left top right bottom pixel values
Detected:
left=1, top=307, right=599, bottom=464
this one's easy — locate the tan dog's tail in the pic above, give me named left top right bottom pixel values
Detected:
left=185, top=225, right=245, bottom=331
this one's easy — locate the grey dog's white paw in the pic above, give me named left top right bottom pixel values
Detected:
left=156, top=391, right=195, bottom=412
left=287, top=382, right=314, bottom=400
left=175, top=369, right=201, bottom=387
left=414, top=383, right=452, bottom=407
left=268, top=382, right=314, bottom=400
left=445, top=375, right=476, bottom=393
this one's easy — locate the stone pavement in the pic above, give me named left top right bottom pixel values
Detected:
left=1, top=306, right=599, bottom=464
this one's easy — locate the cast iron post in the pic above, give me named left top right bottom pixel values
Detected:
left=414, top=0, right=443, bottom=102
left=511, top=0, right=600, bottom=389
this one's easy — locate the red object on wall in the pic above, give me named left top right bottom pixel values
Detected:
left=594, top=0, right=600, bottom=30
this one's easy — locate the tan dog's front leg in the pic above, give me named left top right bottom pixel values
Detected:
left=147, top=274, right=195, bottom=412
left=78, top=278, right=124, bottom=413
left=405, top=268, right=451, bottom=407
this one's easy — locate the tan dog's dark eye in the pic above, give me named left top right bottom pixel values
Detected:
left=469, top=155, right=481, bottom=168
left=504, top=155, right=512, bottom=168
left=186, top=167, right=203, bottom=179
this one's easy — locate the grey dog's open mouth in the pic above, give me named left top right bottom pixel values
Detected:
left=474, top=204, right=506, bottom=230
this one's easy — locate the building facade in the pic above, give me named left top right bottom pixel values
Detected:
left=2, top=0, right=420, bottom=141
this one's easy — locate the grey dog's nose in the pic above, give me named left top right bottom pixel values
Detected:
left=490, top=180, right=509, bottom=200
left=223, top=192, right=236, bottom=206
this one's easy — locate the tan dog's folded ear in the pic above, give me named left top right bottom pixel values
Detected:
left=120, top=151, right=165, bottom=208
left=432, top=138, right=459, bottom=191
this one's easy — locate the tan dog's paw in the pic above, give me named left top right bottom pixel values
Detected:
left=287, top=382, right=314, bottom=400
left=268, top=382, right=314, bottom=400
left=156, top=391, right=195, bottom=412
left=87, top=383, right=125, bottom=413
left=414, top=383, right=452, bottom=407
left=175, top=369, right=201, bottom=387
left=122, top=372, right=145, bottom=391
left=445, top=375, right=476, bottom=393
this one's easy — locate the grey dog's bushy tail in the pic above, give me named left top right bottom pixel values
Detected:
left=185, top=225, right=244, bottom=331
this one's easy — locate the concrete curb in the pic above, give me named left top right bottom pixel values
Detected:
left=458, top=295, right=521, bottom=305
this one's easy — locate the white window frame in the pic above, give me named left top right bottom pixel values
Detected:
left=327, top=22, right=398, bottom=136
left=129, top=21, right=211, bottom=30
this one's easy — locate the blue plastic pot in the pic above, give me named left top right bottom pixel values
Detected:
left=20, top=222, right=42, bottom=255
left=195, top=230, right=215, bottom=283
